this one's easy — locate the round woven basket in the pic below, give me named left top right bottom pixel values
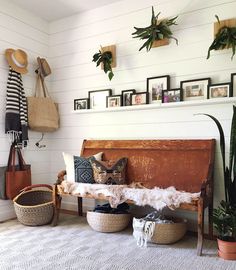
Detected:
left=151, top=218, right=187, bottom=244
left=87, top=211, right=131, bottom=233
left=13, top=184, right=54, bottom=226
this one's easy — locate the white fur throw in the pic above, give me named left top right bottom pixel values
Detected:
left=61, top=181, right=200, bottom=210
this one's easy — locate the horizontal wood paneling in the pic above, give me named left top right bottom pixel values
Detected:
left=0, top=0, right=50, bottom=221
left=49, top=0, right=236, bottom=213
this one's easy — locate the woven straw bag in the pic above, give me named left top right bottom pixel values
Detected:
left=151, top=218, right=187, bottom=244
left=13, top=184, right=54, bottom=226
left=87, top=211, right=131, bottom=232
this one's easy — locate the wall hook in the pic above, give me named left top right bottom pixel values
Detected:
left=35, top=133, right=46, bottom=148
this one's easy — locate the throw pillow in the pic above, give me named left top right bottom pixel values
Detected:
left=62, top=152, right=103, bottom=182
left=90, top=158, right=127, bottom=185
left=74, top=156, right=95, bottom=184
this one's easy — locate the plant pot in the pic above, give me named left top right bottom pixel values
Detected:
left=152, top=39, right=169, bottom=48
left=217, top=239, right=236, bottom=260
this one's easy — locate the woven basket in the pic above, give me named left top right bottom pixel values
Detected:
left=151, top=218, right=187, bottom=244
left=13, top=184, right=54, bottom=226
left=87, top=211, right=131, bottom=233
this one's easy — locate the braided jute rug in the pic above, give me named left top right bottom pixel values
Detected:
left=0, top=214, right=235, bottom=270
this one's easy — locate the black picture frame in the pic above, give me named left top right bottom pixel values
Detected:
left=121, top=89, right=136, bottom=106
left=106, top=95, right=122, bottom=108
left=162, top=88, right=183, bottom=103
left=131, top=92, right=149, bottom=105
left=74, top=98, right=89, bottom=110
left=147, top=75, right=170, bottom=104
left=231, top=73, right=236, bottom=97
left=208, top=82, right=232, bottom=99
left=88, top=89, right=112, bottom=109
left=180, top=78, right=211, bottom=101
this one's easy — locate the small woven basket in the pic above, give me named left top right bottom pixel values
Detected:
left=87, top=211, right=131, bottom=233
left=151, top=218, right=187, bottom=244
left=13, top=184, right=54, bottom=226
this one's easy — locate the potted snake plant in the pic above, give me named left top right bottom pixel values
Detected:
left=132, top=6, right=178, bottom=52
left=92, top=48, right=114, bottom=81
left=207, top=15, right=236, bottom=60
left=200, top=106, right=236, bottom=260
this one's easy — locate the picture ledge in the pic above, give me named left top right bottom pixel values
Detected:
left=71, top=97, right=236, bottom=114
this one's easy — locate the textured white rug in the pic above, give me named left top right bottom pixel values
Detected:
left=0, top=214, right=236, bottom=270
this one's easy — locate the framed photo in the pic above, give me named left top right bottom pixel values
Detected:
left=162, top=89, right=183, bottom=103
left=121, top=89, right=136, bottom=106
left=131, top=92, right=149, bottom=105
left=107, top=95, right=122, bottom=108
left=180, top=78, right=211, bottom=101
left=231, top=73, right=236, bottom=96
left=89, top=89, right=112, bottom=109
left=74, top=98, right=89, bottom=110
left=208, top=83, right=232, bottom=99
left=147, top=75, right=170, bottom=104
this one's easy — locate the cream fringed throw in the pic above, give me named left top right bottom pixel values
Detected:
left=61, top=181, right=200, bottom=210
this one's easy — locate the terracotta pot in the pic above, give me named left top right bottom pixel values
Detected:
left=217, top=239, right=236, bottom=260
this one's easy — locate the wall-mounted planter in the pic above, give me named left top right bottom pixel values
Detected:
left=152, top=39, right=169, bottom=48
left=101, top=44, right=116, bottom=68
left=207, top=16, right=236, bottom=59
left=214, top=18, right=236, bottom=50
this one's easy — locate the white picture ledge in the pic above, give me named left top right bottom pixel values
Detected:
left=71, top=97, right=236, bottom=114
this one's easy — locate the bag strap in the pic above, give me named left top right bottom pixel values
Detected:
left=34, top=74, right=51, bottom=98
left=7, top=143, right=27, bottom=171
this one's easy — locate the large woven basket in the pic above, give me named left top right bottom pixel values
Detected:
left=13, top=184, right=54, bottom=226
left=151, top=218, right=187, bottom=244
left=87, top=211, right=131, bottom=233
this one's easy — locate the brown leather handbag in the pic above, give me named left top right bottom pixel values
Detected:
left=6, top=143, right=31, bottom=200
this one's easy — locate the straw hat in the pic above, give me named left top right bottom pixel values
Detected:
left=5, top=48, right=28, bottom=74
left=36, top=57, right=51, bottom=78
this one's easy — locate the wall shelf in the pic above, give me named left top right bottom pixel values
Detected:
left=71, top=97, right=236, bottom=114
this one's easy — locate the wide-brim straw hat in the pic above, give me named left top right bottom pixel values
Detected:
left=5, top=48, right=28, bottom=74
left=37, top=57, right=51, bottom=77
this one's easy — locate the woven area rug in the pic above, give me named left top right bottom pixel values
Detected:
left=0, top=214, right=236, bottom=270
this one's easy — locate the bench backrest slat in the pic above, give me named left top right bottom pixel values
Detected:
left=81, top=139, right=215, bottom=193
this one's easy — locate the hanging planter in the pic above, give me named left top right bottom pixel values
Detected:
left=92, top=45, right=116, bottom=80
left=132, top=6, right=178, bottom=52
left=207, top=15, right=236, bottom=60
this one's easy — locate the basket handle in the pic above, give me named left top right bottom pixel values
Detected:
left=21, top=184, right=53, bottom=192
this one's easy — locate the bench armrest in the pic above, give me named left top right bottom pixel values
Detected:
left=57, top=170, right=66, bottom=184
left=200, top=163, right=214, bottom=198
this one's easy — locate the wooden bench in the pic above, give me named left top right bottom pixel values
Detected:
left=53, top=139, right=215, bottom=256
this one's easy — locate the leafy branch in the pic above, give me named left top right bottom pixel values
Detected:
left=132, top=6, right=178, bottom=52
left=92, top=49, right=114, bottom=80
left=207, top=15, right=236, bottom=60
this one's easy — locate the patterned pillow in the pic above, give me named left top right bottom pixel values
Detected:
left=62, top=152, right=103, bottom=182
left=74, top=156, right=96, bottom=183
left=90, top=158, right=127, bottom=185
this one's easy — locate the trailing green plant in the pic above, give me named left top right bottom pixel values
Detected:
left=132, top=6, right=178, bottom=52
left=207, top=15, right=236, bottom=60
left=92, top=49, right=114, bottom=80
left=199, top=105, right=236, bottom=241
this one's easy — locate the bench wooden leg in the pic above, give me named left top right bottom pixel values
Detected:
left=52, top=184, right=62, bottom=226
left=208, top=196, right=214, bottom=240
left=197, top=198, right=204, bottom=256
left=78, top=197, right=83, bottom=216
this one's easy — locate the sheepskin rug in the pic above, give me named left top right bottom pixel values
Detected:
left=61, top=181, right=200, bottom=210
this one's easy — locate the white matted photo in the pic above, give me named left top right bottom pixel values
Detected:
left=180, top=78, right=211, bottom=101
left=106, top=95, right=121, bottom=108
left=208, top=83, right=232, bottom=99
left=89, top=89, right=112, bottom=109
left=147, top=75, right=170, bottom=104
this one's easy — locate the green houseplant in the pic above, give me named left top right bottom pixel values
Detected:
left=207, top=15, right=236, bottom=60
left=92, top=48, right=114, bottom=80
left=200, top=106, right=236, bottom=259
left=132, top=6, right=178, bottom=52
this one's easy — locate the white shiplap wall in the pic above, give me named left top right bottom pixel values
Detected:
left=0, top=0, right=50, bottom=221
left=49, top=0, right=236, bottom=220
